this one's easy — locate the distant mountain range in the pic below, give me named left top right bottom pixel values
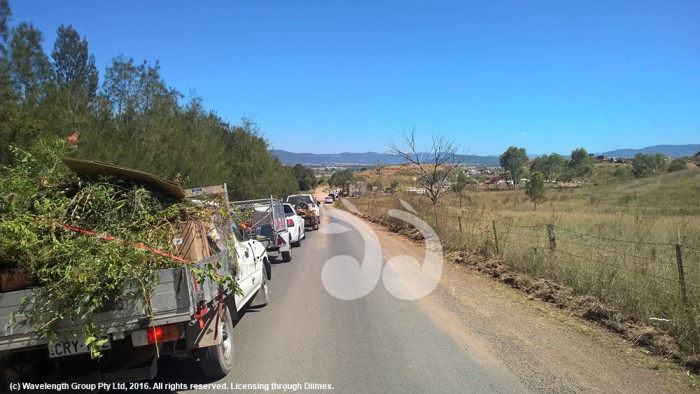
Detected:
left=598, top=144, right=700, bottom=158
left=269, top=150, right=500, bottom=167
left=271, top=144, right=699, bottom=167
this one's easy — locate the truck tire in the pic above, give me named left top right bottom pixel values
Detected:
left=313, top=223, right=319, bottom=230
left=281, top=249, right=292, bottom=262
left=198, top=305, right=234, bottom=377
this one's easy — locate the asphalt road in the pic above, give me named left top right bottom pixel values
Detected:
left=155, top=204, right=526, bottom=393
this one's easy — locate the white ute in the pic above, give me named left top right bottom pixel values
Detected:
left=0, top=168, right=271, bottom=386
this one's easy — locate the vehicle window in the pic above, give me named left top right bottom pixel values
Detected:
left=283, top=204, right=294, bottom=215
left=287, top=195, right=311, bottom=206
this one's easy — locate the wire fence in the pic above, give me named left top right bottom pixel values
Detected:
left=353, top=197, right=699, bottom=315
left=431, top=211, right=700, bottom=314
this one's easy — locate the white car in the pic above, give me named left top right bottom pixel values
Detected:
left=283, top=203, right=305, bottom=247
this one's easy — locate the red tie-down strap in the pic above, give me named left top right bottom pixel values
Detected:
left=193, top=306, right=209, bottom=330
left=55, top=221, right=188, bottom=263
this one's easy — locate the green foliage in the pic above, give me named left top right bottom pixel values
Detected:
left=499, top=146, right=527, bottom=188
left=530, top=153, right=565, bottom=184
left=525, top=171, right=546, bottom=210
left=613, top=165, right=633, bottom=179
left=568, top=147, right=594, bottom=181
left=0, top=0, right=10, bottom=58
left=632, top=153, right=668, bottom=178
left=50, top=24, right=98, bottom=132
left=668, top=158, right=688, bottom=172
left=451, top=173, right=468, bottom=193
left=292, top=164, right=317, bottom=191
left=0, top=140, right=241, bottom=354
left=2, top=19, right=299, bottom=198
left=329, top=169, right=354, bottom=188
left=8, top=22, right=53, bottom=110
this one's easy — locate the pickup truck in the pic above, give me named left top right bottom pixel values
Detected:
left=286, top=194, right=320, bottom=230
left=0, top=161, right=271, bottom=386
left=231, top=197, right=292, bottom=262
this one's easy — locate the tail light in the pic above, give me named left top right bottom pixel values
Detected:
left=146, top=324, right=180, bottom=344
left=132, top=323, right=181, bottom=347
left=287, top=218, right=294, bottom=227
left=277, top=234, right=284, bottom=245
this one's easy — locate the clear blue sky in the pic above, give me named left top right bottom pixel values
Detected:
left=10, top=0, right=700, bottom=156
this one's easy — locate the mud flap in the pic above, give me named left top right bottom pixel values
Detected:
left=186, top=296, right=238, bottom=350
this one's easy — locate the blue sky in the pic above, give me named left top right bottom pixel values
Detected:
left=9, top=1, right=700, bottom=156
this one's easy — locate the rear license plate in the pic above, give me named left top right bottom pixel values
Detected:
left=48, top=337, right=111, bottom=358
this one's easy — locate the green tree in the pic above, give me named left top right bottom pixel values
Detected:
left=101, top=55, right=139, bottom=122
left=499, top=146, right=527, bottom=189
left=0, top=0, right=10, bottom=59
left=329, top=169, right=354, bottom=188
left=631, top=153, right=655, bottom=178
left=653, top=152, right=668, bottom=172
left=531, top=153, right=565, bottom=185
left=292, top=163, right=317, bottom=191
left=568, top=148, right=594, bottom=182
left=8, top=23, right=53, bottom=109
left=525, top=171, right=546, bottom=210
left=50, top=24, right=99, bottom=132
left=451, top=172, right=469, bottom=206
left=668, top=158, right=687, bottom=172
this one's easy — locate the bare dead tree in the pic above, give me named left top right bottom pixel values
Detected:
left=388, top=129, right=464, bottom=205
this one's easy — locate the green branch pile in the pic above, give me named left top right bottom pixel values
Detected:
left=0, top=139, right=207, bottom=344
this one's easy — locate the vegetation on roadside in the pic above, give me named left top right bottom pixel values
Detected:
left=347, top=167, right=700, bottom=370
left=0, top=0, right=306, bottom=200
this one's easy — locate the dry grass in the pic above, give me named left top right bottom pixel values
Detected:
left=349, top=167, right=700, bottom=368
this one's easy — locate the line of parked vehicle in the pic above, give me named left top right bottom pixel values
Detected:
left=230, top=193, right=323, bottom=264
left=0, top=158, right=329, bottom=387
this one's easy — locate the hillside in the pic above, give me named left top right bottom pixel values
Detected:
left=270, top=150, right=500, bottom=167
left=600, top=144, right=700, bottom=158
left=272, top=144, right=699, bottom=167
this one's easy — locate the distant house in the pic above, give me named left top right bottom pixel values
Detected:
left=349, top=182, right=366, bottom=197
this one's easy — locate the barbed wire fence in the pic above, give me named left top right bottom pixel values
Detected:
left=427, top=210, right=699, bottom=320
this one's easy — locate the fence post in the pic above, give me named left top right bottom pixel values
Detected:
left=675, top=244, right=689, bottom=308
left=458, top=216, right=463, bottom=235
left=547, top=224, right=557, bottom=254
left=492, top=220, right=500, bottom=255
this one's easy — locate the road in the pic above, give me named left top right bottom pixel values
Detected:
left=155, top=202, right=695, bottom=393
left=154, top=203, right=521, bottom=393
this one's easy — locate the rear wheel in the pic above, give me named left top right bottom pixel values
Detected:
left=198, top=305, right=234, bottom=377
